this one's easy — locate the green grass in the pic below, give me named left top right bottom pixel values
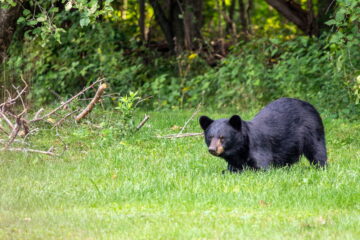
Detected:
left=0, top=109, right=359, bottom=239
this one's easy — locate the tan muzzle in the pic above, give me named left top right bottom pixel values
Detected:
left=208, top=138, right=224, bottom=156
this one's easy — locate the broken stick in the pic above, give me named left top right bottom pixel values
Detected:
left=31, top=78, right=104, bottom=122
left=136, top=115, right=150, bottom=131
left=177, top=104, right=202, bottom=137
left=75, top=83, right=107, bottom=122
left=53, top=109, right=79, bottom=127
left=1, top=146, right=56, bottom=156
left=157, top=132, right=203, bottom=139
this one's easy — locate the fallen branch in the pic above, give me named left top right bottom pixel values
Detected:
left=134, top=96, right=153, bottom=108
left=136, top=114, right=150, bottom=131
left=53, top=109, right=79, bottom=127
left=0, top=76, right=28, bottom=109
left=0, top=111, right=14, bottom=129
left=157, top=132, right=203, bottom=139
left=0, top=124, right=8, bottom=135
left=31, top=78, right=104, bottom=122
left=5, top=117, right=21, bottom=149
left=0, top=139, right=23, bottom=144
left=33, top=108, right=44, bottom=121
left=75, top=83, right=107, bottom=122
left=177, top=104, right=202, bottom=137
left=1, top=146, right=56, bottom=156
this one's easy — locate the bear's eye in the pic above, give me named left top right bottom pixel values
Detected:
left=219, top=136, right=224, bottom=143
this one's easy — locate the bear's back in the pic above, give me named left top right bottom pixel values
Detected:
left=251, top=97, right=322, bottom=130
left=248, top=98, right=324, bottom=166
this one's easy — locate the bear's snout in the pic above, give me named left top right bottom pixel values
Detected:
left=208, top=147, right=217, bottom=156
left=208, top=138, right=224, bottom=156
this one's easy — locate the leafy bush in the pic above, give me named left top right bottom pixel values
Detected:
left=2, top=0, right=359, bottom=119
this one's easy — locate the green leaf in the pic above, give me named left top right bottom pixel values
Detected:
left=36, top=16, right=46, bottom=22
left=27, top=20, right=38, bottom=26
left=49, top=7, right=59, bottom=13
left=335, top=8, right=346, bottom=22
left=23, top=9, right=31, bottom=16
left=79, top=18, right=90, bottom=27
left=17, top=17, right=25, bottom=24
left=325, top=19, right=337, bottom=26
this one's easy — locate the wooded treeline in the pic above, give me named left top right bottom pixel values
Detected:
left=0, top=0, right=336, bottom=62
left=0, top=0, right=359, bottom=117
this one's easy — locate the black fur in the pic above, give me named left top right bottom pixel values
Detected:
left=199, top=98, right=327, bottom=172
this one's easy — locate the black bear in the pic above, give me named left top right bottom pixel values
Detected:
left=199, top=98, right=327, bottom=172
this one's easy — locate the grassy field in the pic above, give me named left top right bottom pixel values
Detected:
left=0, top=109, right=359, bottom=239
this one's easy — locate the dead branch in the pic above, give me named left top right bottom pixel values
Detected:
left=0, top=78, right=112, bottom=156
left=136, top=114, right=150, bottom=131
left=21, top=118, right=30, bottom=136
left=0, top=77, right=28, bottom=110
left=31, top=78, right=104, bottom=122
left=33, top=108, right=44, bottom=120
left=0, top=124, right=8, bottom=135
left=157, top=132, right=203, bottom=139
left=177, top=104, right=202, bottom=136
left=53, top=109, right=79, bottom=127
left=1, top=146, right=56, bottom=156
left=0, top=139, right=24, bottom=144
left=23, top=128, right=39, bottom=142
left=14, top=85, right=27, bottom=110
left=5, top=117, right=21, bottom=149
left=134, top=96, right=153, bottom=108
left=75, top=83, right=107, bottom=122
left=0, top=111, right=14, bottom=129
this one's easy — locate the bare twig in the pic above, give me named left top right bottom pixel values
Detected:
left=31, top=78, right=104, bottom=122
left=177, top=104, right=202, bottom=136
left=23, top=128, right=39, bottom=142
left=75, top=83, right=107, bottom=122
left=33, top=108, right=44, bottom=120
left=5, top=117, right=21, bottom=149
left=55, top=128, right=68, bottom=156
left=53, top=109, right=79, bottom=127
left=0, top=111, right=14, bottom=129
left=136, top=114, right=150, bottom=131
left=157, top=132, right=203, bottom=139
left=134, top=96, right=153, bottom=108
left=0, top=139, right=23, bottom=144
left=0, top=76, right=28, bottom=110
left=0, top=124, right=8, bottom=135
left=1, top=146, right=56, bottom=156
left=13, top=85, right=27, bottom=111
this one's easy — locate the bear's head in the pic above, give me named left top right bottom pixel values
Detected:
left=199, top=115, right=243, bottom=158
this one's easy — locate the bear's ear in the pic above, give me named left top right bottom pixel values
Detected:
left=229, top=115, right=242, bottom=131
left=199, top=116, right=214, bottom=130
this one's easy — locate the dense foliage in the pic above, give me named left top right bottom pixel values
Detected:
left=1, top=0, right=359, bottom=117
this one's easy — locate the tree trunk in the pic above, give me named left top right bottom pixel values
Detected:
left=0, top=1, right=23, bottom=63
left=138, top=0, right=146, bottom=42
left=226, top=0, right=236, bottom=34
left=148, top=0, right=174, bottom=51
left=317, top=0, right=336, bottom=33
left=265, top=0, right=318, bottom=36
left=169, top=0, right=185, bottom=52
left=183, top=0, right=203, bottom=50
left=246, top=0, right=253, bottom=33
left=149, top=0, right=203, bottom=53
left=238, top=0, right=248, bottom=37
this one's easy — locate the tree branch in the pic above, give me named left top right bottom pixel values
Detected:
left=31, top=78, right=104, bottom=122
left=75, top=83, right=107, bottom=122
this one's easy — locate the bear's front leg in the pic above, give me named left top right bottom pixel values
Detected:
left=249, top=150, right=272, bottom=170
left=222, top=163, right=242, bottom=174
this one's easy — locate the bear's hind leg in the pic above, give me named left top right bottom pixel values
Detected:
left=304, top=140, right=327, bottom=167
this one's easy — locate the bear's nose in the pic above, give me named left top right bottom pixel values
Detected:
left=208, top=147, right=217, bottom=156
